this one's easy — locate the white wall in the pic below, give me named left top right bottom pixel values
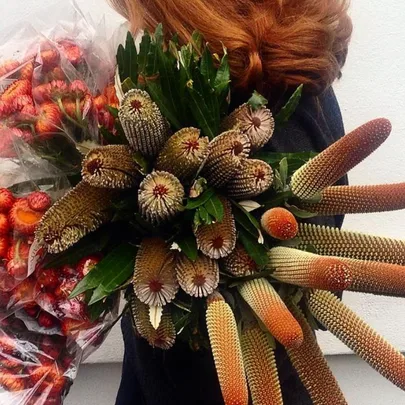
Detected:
left=1, top=0, right=405, bottom=403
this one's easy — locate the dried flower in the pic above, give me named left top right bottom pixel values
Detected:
left=176, top=253, right=219, bottom=297
left=195, top=198, right=236, bottom=259
left=0, top=101, right=13, bottom=118
left=156, top=128, right=210, bottom=180
left=206, top=292, right=249, bottom=405
left=222, top=243, right=257, bottom=277
left=261, top=207, right=298, bottom=240
left=12, top=95, right=33, bottom=112
left=291, top=118, right=392, bottom=199
left=138, top=171, right=185, bottom=224
left=35, top=181, right=116, bottom=254
left=119, top=89, right=169, bottom=156
left=268, top=247, right=352, bottom=291
left=238, top=278, right=303, bottom=348
left=227, top=159, right=273, bottom=199
left=10, top=199, right=43, bottom=235
left=308, top=290, right=405, bottom=391
left=0, top=373, right=25, bottom=392
left=70, top=80, right=89, bottom=98
left=20, top=61, right=34, bottom=80
left=18, top=105, right=37, bottom=122
left=39, top=49, right=60, bottom=71
left=203, top=130, right=251, bottom=187
left=48, top=66, right=66, bottom=81
left=0, top=189, right=15, bottom=213
left=0, top=60, right=20, bottom=77
left=49, top=80, right=69, bottom=99
left=35, top=102, right=62, bottom=137
left=133, top=238, right=178, bottom=306
left=58, top=40, right=83, bottom=66
left=27, top=192, right=52, bottom=212
left=82, top=145, right=141, bottom=189
left=104, top=84, right=119, bottom=107
left=33, top=83, right=52, bottom=103
left=1, top=79, right=31, bottom=102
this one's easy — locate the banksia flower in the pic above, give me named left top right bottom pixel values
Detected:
left=227, top=159, right=273, bottom=199
left=238, top=278, right=303, bottom=348
left=222, top=104, right=275, bottom=151
left=268, top=247, right=352, bottom=291
left=133, top=238, right=178, bottom=306
left=203, top=130, right=250, bottom=188
left=129, top=294, right=176, bottom=349
left=308, top=290, right=405, bottom=391
left=297, top=223, right=405, bottom=265
left=195, top=198, right=236, bottom=259
left=285, top=299, right=347, bottom=405
left=176, top=253, right=219, bottom=297
left=291, top=118, right=392, bottom=199
left=206, top=292, right=248, bottom=405
left=36, top=181, right=116, bottom=254
left=82, top=145, right=141, bottom=189
left=35, top=102, right=62, bottom=137
left=261, top=207, right=298, bottom=240
left=119, top=89, right=169, bottom=156
left=241, top=322, right=283, bottom=405
left=138, top=171, right=185, bottom=224
left=222, top=243, right=257, bottom=276
left=156, top=128, right=210, bottom=181
left=301, top=183, right=405, bottom=215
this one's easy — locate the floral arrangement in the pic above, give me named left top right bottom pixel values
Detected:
left=1, top=19, right=405, bottom=405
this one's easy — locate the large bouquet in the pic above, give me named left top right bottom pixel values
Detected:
left=1, top=17, right=405, bottom=405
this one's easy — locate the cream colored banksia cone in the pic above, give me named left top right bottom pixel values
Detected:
left=240, top=322, right=283, bottom=405
left=285, top=299, right=348, bottom=405
left=206, top=292, right=249, bottom=405
left=291, top=118, right=392, bottom=199
left=118, top=89, right=169, bottom=156
left=308, top=290, right=405, bottom=390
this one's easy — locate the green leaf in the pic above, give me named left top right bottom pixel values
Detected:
left=125, top=32, right=138, bottom=84
left=238, top=229, right=268, bottom=269
left=279, top=158, right=289, bottom=187
left=204, top=194, right=224, bottom=222
left=197, top=206, right=212, bottom=224
left=121, top=77, right=136, bottom=94
left=232, top=202, right=261, bottom=240
left=275, top=84, right=303, bottom=126
left=106, top=106, right=119, bottom=118
left=186, top=188, right=215, bottom=210
left=154, top=24, right=164, bottom=46
left=138, top=31, right=152, bottom=75
left=117, top=44, right=126, bottom=81
left=176, top=233, right=198, bottom=261
left=200, top=46, right=216, bottom=84
left=214, top=47, right=230, bottom=96
left=248, top=91, right=268, bottom=111
left=191, top=31, right=204, bottom=54
left=100, top=126, right=122, bottom=145
left=194, top=210, right=202, bottom=228
left=285, top=203, right=318, bottom=219
left=88, top=300, right=107, bottom=322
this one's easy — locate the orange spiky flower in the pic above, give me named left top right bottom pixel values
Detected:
left=261, top=207, right=298, bottom=240
left=240, top=322, right=283, bottom=405
left=297, top=223, right=405, bottom=265
left=0, top=60, right=20, bottom=77
left=291, top=118, right=392, bottom=199
left=35, top=102, right=62, bottom=137
left=285, top=299, right=348, bottom=405
left=268, top=247, right=352, bottom=291
left=1, top=79, right=32, bottom=102
left=206, top=292, right=248, bottom=405
left=238, top=278, right=303, bottom=348
left=0, top=373, right=25, bottom=392
left=301, top=183, right=405, bottom=215
left=308, top=290, right=405, bottom=390
left=222, top=243, right=257, bottom=277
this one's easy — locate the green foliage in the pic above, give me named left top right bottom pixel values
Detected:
left=238, top=229, right=268, bottom=269
left=176, top=233, right=199, bottom=261
left=248, top=91, right=268, bottom=111
left=275, top=84, right=304, bottom=127
left=186, top=188, right=224, bottom=227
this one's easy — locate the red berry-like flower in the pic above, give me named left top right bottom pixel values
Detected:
left=40, top=49, right=60, bottom=71
left=0, top=237, right=9, bottom=258
left=93, top=95, right=107, bottom=111
left=27, top=191, right=52, bottom=212
left=35, top=102, right=62, bottom=138
left=12, top=95, right=33, bottom=111
left=38, top=311, right=58, bottom=329
left=0, top=213, right=10, bottom=235
left=32, top=83, right=52, bottom=103
left=77, top=255, right=101, bottom=277
left=24, top=303, right=40, bottom=317
left=1, top=79, right=31, bottom=102
left=12, top=278, right=35, bottom=302
left=37, top=269, right=60, bottom=291
left=0, top=189, right=15, bottom=213
left=9, top=199, right=44, bottom=235
left=70, top=80, right=89, bottom=98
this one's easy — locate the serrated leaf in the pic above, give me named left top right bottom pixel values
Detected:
left=132, top=151, right=150, bottom=175
left=138, top=31, right=152, bottom=75
left=248, top=91, right=268, bottom=111
left=125, top=32, right=138, bottom=84
left=150, top=305, right=163, bottom=330
left=273, top=169, right=284, bottom=192
left=197, top=206, right=212, bottom=224
left=176, top=233, right=198, bottom=261
left=204, top=194, right=224, bottom=222
left=232, top=202, right=261, bottom=240
left=275, top=84, right=303, bottom=126
left=214, top=47, right=230, bottom=96
left=200, top=46, right=216, bottom=84
left=285, top=203, right=318, bottom=219
left=186, top=188, right=215, bottom=209
left=279, top=158, right=289, bottom=187
left=191, top=31, right=204, bottom=54
left=238, top=229, right=268, bottom=269
left=121, top=77, right=136, bottom=93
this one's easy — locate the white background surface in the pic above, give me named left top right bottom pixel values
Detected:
left=1, top=0, right=405, bottom=403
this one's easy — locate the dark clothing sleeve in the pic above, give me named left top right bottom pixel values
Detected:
left=115, top=88, right=348, bottom=405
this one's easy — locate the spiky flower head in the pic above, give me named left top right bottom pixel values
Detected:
left=227, top=159, right=273, bottom=199
left=119, top=89, right=169, bottom=157
left=222, top=243, right=257, bottom=277
left=156, top=128, right=210, bottom=181
left=195, top=198, right=236, bottom=259
left=268, top=247, right=352, bottom=291
left=308, top=290, right=405, bottom=391
left=301, top=183, right=405, bottom=215
left=206, top=292, right=249, bottom=405
left=238, top=278, right=303, bottom=348
left=222, top=104, right=275, bottom=151
left=82, top=145, right=141, bottom=189
left=261, top=207, right=298, bottom=240
left=133, top=238, right=178, bottom=306
left=291, top=118, right=392, bottom=199
left=138, top=171, right=185, bottom=224
left=36, top=181, right=116, bottom=254
left=203, top=130, right=251, bottom=188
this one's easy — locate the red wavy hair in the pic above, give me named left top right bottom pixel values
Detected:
left=110, top=0, right=352, bottom=95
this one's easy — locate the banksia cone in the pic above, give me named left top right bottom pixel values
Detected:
left=227, top=159, right=273, bottom=199
left=291, top=118, right=392, bottom=199
left=36, top=181, right=116, bottom=254
left=285, top=299, right=347, bottom=405
left=241, top=322, right=283, bottom=405
left=222, top=104, right=275, bottom=151
left=206, top=292, right=248, bottom=405
left=203, top=130, right=250, bottom=188
left=133, top=238, right=178, bottom=306
left=308, top=290, right=405, bottom=390
left=238, top=278, right=303, bottom=348
left=156, top=128, right=210, bottom=180
left=268, top=247, right=352, bottom=291
left=176, top=253, right=219, bottom=298
left=119, top=89, right=169, bottom=156
left=261, top=207, right=298, bottom=240
left=138, top=171, right=185, bottom=224
left=195, top=198, right=236, bottom=259
left=297, top=223, right=405, bottom=265
left=301, top=183, right=405, bottom=215
left=129, top=293, right=176, bottom=349
left=222, top=243, right=257, bottom=277
left=82, top=145, right=141, bottom=189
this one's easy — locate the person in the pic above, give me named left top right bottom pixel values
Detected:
left=109, top=0, right=353, bottom=403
